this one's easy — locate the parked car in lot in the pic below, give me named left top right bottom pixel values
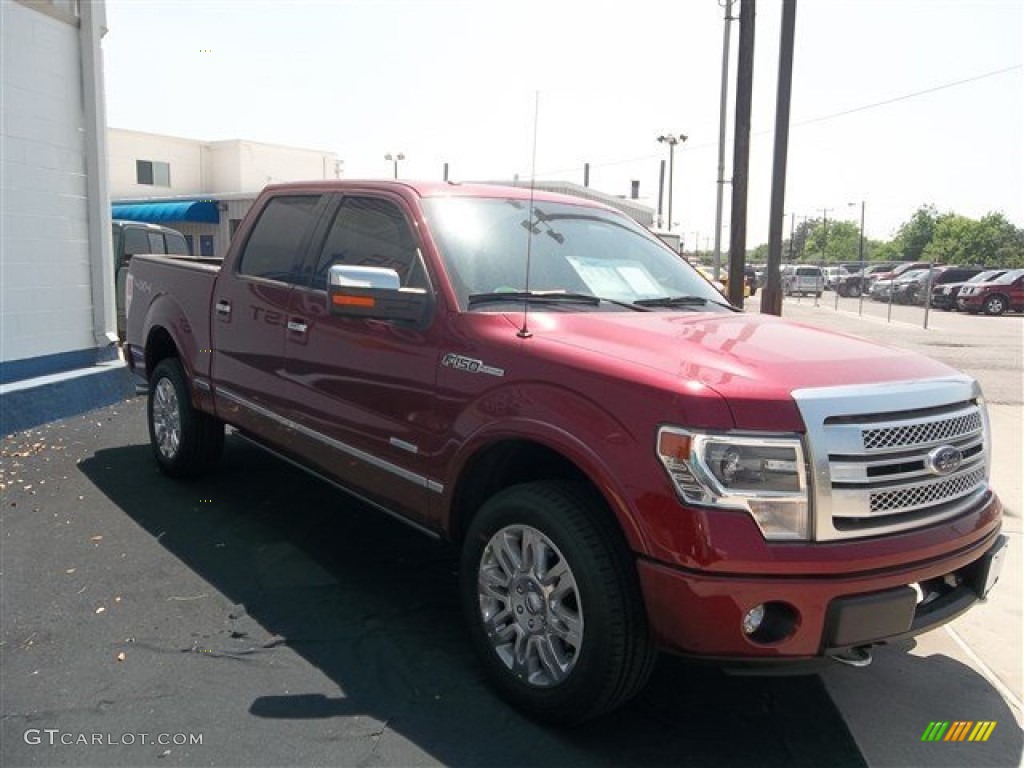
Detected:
left=871, top=268, right=928, bottom=302
left=125, top=180, right=1006, bottom=724
left=869, top=261, right=932, bottom=286
left=931, top=269, right=1010, bottom=311
left=823, top=266, right=848, bottom=291
left=892, top=266, right=987, bottom=305
left=113, top=220, right=190, bottom=339
left=783, top=265, right=825, bottom=297
left=835, top=263, right=898, bottom=297
left=956, top=268, right=1024, bottom=315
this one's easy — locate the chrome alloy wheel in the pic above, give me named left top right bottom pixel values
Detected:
left=477, top=525, right=583, bottom=687
left=151, top=377, right=182, bottom=459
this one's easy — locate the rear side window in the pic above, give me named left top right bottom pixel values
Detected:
left=122, top=228, right=150, bottom=256
left=165, top=232, right=190, bottom=255
left=146, top=232, right=166, bottom=254
left=312, top=197, right=425, bottom=290
left=237, top=195, right=321, bottom=282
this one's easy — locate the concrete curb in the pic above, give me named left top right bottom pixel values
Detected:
left=0, top=360, right=135, bottom=436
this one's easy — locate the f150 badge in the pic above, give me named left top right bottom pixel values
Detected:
left=442, top=353, right=504, bottom=377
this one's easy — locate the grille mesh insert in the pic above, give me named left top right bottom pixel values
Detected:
left=862, top=411, right=982, bottom=451
left=868, top=468, right=986, bottom=514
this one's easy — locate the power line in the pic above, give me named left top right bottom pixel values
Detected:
left=527, top=64, right=1022, bottom=179
left=791, top=64, right=1021, bottom=128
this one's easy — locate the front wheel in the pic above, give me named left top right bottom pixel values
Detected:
left=461, top=481, right=655, bottom=724
left=148, top=358, right=224, bottom=478
left=983, top=294, right=1008, bottom=316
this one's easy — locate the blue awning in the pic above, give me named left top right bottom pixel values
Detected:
left=112, top=200, right=220, bottom=224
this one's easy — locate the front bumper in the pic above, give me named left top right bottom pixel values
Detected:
left=637, top=529, right=1007, bottom=660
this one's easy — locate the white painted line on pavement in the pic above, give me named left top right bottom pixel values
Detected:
left=945, top=624, right=1023, bottom=714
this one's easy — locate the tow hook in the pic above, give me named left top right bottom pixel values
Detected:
left=829, top=646, right=873, bottom=668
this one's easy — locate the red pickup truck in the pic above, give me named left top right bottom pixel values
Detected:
left=125, top=180, right=1006, bottom=724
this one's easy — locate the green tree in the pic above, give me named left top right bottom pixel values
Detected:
left=802, top=219, right=861, bottom=262
left=923, top=212, right=1024, bottom=267
left=888, top=204, right=940, bottom=261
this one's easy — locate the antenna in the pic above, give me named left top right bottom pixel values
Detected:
left=518, top=91, right=540, bottom=339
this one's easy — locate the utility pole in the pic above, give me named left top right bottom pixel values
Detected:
left=727, top=0, right=755, bottom=308
left=713, top=0, right=735, bottom=281
left=761, top=0, right=797, bottom=316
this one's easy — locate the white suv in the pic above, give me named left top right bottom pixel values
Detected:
left=783, top=265, right=825, bottom=297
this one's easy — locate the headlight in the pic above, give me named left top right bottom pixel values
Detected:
left=656, top=428, right=811, bottom=540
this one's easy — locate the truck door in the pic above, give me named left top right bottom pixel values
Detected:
left=210, top=193, right=327, bottom=444
left=281, top=193, right=444, bottom=528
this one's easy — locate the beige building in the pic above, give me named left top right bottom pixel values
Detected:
left=108, top=128, right=342, bottom=258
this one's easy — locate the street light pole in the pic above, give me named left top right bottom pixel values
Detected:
left=384, top=152, right=405, bottom=179
left=657, top=134, right=687, bottom=232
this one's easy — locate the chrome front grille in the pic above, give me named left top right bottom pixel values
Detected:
left=869, top=467, right=986, bottom=514
left=793, top=377, right=991, bottom=541
left=862, top=411, right=983, bottom=451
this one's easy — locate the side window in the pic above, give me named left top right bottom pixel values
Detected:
left=165, top=232, right=190, bottom=256
left=313, top=197, right=425, bottom=290
left=237, top=195, right=321, bottom=282
left=123, top=228, right=149, bottom=256
left=146, top=232, right=167, bottom=254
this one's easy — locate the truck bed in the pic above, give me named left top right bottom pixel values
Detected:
left=126, top=254, right=223, bottom=383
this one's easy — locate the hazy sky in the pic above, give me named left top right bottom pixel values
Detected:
left=102, top=0, right=1023, bottom=248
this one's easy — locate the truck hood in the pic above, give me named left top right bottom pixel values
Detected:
left=528, top=310, right=956, bottom=431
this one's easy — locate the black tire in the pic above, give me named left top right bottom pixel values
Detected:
left=460, top=480, right=655, bottom=724
left=848, top=283, right=862, bottom=298
left=983, top=294, right=1008, bottom=316
left=837, top=285, right=848, bottom=298
left=147, top=358, right=224, bottom=478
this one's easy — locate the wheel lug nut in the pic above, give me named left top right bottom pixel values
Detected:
left=516, top=606, right=523, bottom=614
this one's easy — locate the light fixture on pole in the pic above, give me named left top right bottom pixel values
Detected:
left=384, top=152, right=405, bottom=179
left=657, top=134, right=687, bottom=232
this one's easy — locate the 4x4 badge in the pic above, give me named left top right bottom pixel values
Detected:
left=925, top=445, right=963, bottom=476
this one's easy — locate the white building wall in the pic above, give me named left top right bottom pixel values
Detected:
left=206, top=142, right=242, bottom=195
left=1, top=1, right=94, bottom=364
left=227, top=140, right=337, bottom=193
left=108, top=127, right=204, bottom=198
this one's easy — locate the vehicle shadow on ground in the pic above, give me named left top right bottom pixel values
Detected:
left=80, top=436, right=865, bottom=767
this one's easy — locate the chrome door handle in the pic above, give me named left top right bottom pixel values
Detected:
left=287, top=319, right=308, bottom=334
left=215, top=300, right=231, bottom=316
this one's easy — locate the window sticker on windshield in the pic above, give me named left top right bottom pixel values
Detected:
left=616, top=265, right=661, bottom=295
left=567, top=257, right=660, bottom=298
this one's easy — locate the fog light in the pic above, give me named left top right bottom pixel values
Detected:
left=742, top=604, right=766, bottom=636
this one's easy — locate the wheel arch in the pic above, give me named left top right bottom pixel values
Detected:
left=446, top=436, right=647, bottom=555
left=145, top=325, right=180, bottom=379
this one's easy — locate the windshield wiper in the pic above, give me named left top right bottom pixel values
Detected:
left=468, top=291, right=650, bottom=311
left=634, top=294, right=736, bottom=311
left=633, top=295, right=709, bottom=307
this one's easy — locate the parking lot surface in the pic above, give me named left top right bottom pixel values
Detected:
left=2, top=297, right=1021, bottom=767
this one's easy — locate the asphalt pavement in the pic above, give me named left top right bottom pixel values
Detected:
left=2, top=296, right=1021, bottom=767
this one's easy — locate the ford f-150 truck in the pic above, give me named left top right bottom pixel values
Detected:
left=125, top=180, right=1007, bottom=724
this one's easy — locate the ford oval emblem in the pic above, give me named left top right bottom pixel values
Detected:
left=926, top=445, right=963, bottom=476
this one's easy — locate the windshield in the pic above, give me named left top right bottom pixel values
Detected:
left=422, top=197, right=730, bottom=312
left=968, top=270, right=1002, bottom=283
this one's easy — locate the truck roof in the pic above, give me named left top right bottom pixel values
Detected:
left=261, top=179, right=620, bottom=212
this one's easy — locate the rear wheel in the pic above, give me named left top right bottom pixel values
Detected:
left=848, top=283, right=862, bottom=298
left=461, top=481, right=655, bottom=724
left=148, top=358, right=224, bottom=477
left=983, top=294, right=1008, bottom=316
